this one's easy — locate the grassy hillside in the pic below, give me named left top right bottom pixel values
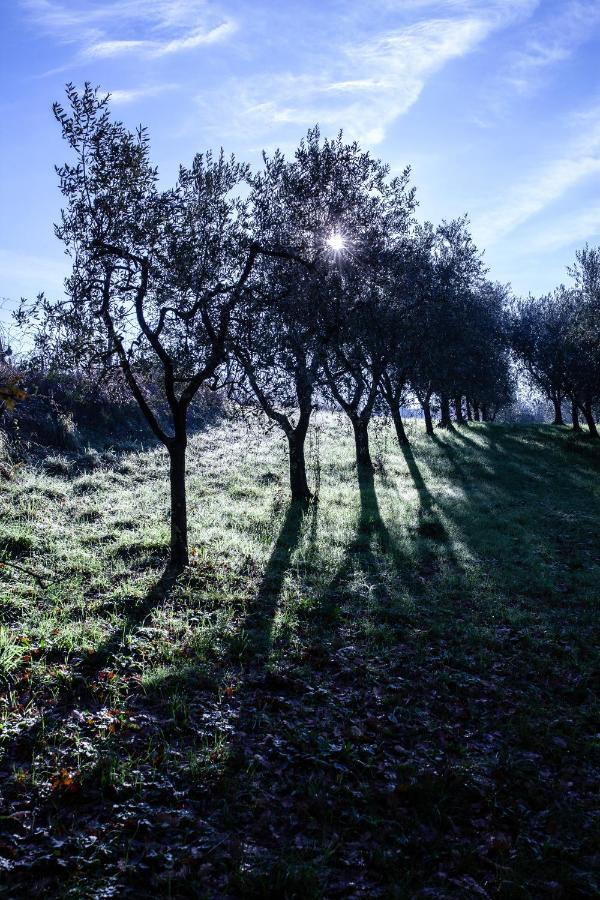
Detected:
left=0, top=416, right=598, bottom=898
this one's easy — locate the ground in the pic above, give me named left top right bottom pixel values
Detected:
left=0, top=415, right=598, bottom=898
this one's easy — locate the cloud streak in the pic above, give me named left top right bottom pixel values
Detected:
left=23, top=0, right=236, bottom=61
left=107, top=83, right=179, bottom=104
left=528, top=204, right=600, bottom=253
left=507, top=1, right=600, bottom=94
left=83, top=21, right=236, bottom=59
left=473, top=105, right=600, bottom=246
left=207, top=0, right=537, bottom=145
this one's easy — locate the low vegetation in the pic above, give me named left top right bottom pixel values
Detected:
left=0, top=416, right=598, bottom=897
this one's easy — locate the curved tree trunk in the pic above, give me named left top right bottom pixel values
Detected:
left=391, top=406, right=409, bottom=446
left=380, top=372, right=409, bottom=447
left=287, top=427, right=311, bottom=502
left=571, top=399, right=582, bottom=433
left=583, top=401, right=599, bottom=438
left=454, top=396, right=465, bottom=425
left=352, top=417, right=373, bottom=471
left=438, top=393, right=454, bottom=429
left=168, top=440, right=188, bottom=571
left=552, top=395, right=565, bottom=426
left=422, top=396, right=434, bottom=436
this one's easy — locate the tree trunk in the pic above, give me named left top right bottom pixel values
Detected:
left=438, top=393, right=454, bottom=429
left=287, top=428, right=311, bottom=502
left=583, top=401, right=599, bottom=438
left=473, top=403, right=481, bottom=422
left=552, top=395, right=565, bottom=426
left=422, top=397, right=434, bottom=435
left=571, top=399, right=582, bottom=433
left=168, top=440, right=188, bottom=571
left=481, top=404, right=489, bottom=422
left=466, top=399, right=473, bottom=422
left=352, top=418, right=373, bottom=471
left=391, top=406, right=409, bottom=446
left=454, top=396, right=465, bottom=425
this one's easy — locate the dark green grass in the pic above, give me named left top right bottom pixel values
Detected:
left=0, top=417, right=598, bottom=898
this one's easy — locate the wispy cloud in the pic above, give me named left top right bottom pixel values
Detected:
left=108, top=83, right=179, bottom=104
left=473, top=104, right=600, bottom=245
left=83, top=20, right=236, bottom=59
left=23, top=0, right=236, bottom=61
left=484, top=0, right=600, bottom=103
left=527, top=204, right=600, bottom=253
left=204, top=0, right=537, bottom=145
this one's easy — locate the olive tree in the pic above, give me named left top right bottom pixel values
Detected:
left=20, top=84, right=267, bottom=570
left=319, top=149, right=417, bottom=470
left=378, top=227, right=435, bottom=446
left=231, top=132, right=377, bottom=501
left=511, top=293, right=570, bottom=426
left=234, top=130, right=415, bottom=484
left=565, top=246, right=600, bottom=435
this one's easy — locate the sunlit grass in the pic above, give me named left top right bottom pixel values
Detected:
left=1, top=415, right=599, bottom=896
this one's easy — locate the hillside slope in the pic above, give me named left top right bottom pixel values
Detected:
left=1, top=417, right=598, bottom=897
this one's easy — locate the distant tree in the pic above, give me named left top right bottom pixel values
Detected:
left=18, top=84, right=269, bottom=570
left=406, top=218, right=487, bottom=431
left=461, top=281, right=514, bottom=422
left=565, top=245, right=600, bottom=436
left=511, top=293, right=569, bottom=426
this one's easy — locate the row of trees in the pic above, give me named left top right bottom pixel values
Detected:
left=17, top=85, right=595, bottom=571
left=511, top=248, right=600, bottom=436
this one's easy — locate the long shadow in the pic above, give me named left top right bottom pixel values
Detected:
left=435, top=428, right=571, bottom=505
left=87, top=561, right=182, bottom=666
left=395, top=442, right=465, bottom=592
left=241, top=499, right=309, bottom=663
left=355, top=464, right=393, bottom=555
left=319, top=463, right=413, bottom=622
left=453, top=423, right=600, bottom=480
left=398, top=442, right=436, bottom=517
left=448, top=422, right=600, bottom=492
left=426, top=428, right=600, bottom=615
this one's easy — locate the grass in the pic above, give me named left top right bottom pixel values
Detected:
left=0, top=414, right=598, bottom=898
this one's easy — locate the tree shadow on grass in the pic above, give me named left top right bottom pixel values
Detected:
left=378, top=442, right=466, bottom=598
left=241, top=498, right=310, bottom=665
left=425, top=427, right=600, bottom=616
left=316, top=462, right=422, bottom=628
left=433, top=426, right=583, bottom=503
left=85, top=560, right=184, bottom=669
left=452, top=423, right=600, bottom=481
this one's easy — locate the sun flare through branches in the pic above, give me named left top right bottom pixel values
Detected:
left=326, top=231, right=346, bottom=252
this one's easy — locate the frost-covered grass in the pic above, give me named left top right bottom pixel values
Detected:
left=0, top=415, right=598, bottom=897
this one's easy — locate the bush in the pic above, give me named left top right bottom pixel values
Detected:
left=2, top=364, right=224, bottom=454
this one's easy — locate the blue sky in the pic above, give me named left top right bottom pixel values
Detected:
left=1, top=0, right=600, bottom=323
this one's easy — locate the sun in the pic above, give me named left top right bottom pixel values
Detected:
left=326, top=232, right=346, bottom=252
